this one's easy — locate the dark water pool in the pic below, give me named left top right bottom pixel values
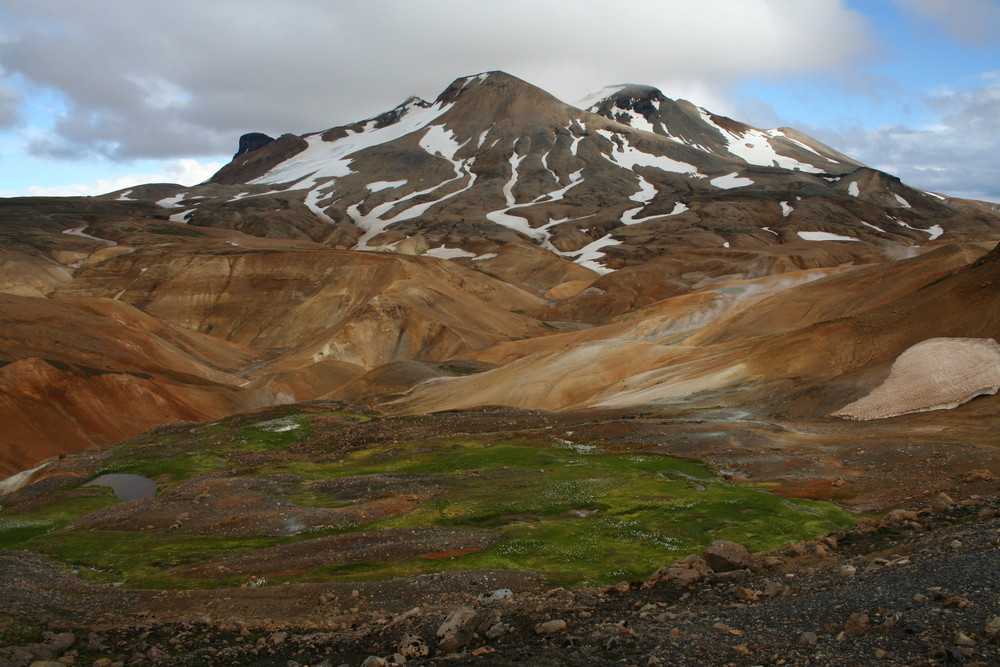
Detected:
left=82, top=473, right=157, bottom=500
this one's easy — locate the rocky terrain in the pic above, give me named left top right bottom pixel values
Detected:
left=2, top=70, right=999, bottom=665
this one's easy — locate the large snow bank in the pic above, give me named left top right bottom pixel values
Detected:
left=833, top=338, right=1000, bottom=420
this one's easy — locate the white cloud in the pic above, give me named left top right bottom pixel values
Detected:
left=5, top=0, right=994, bottom=204
left=0, top=158, right=224, bottom=198
left=0, top=0, right=874, bottom=160
left=806, top=73, right=1000, bottom=202
left=0, top=76, right=22, bottom=127
left=161, top=158, right=223, bottom=185
left=892, top=0, right=1000, bottom=45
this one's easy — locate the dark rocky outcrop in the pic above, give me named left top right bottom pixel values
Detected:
left=208, top=133, right=308, bottom=185
left=233, top=132, right=276, bottom=159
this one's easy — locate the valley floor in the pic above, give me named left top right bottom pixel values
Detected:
left=2, top=404, right=998, bottom=666
left=1, top=499, right=998, bottom=666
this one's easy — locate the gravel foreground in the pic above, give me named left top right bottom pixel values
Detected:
left=2, top=497, right=999, bottom=666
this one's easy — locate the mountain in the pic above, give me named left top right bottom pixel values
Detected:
left=194, top=70, right=999, bottom=272
left=125, top=70, right=1000, bottom=322
left=1, top=70, right=999, bottom=476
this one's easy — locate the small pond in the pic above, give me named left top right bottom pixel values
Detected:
left=82, top=473, right=157, bottom=500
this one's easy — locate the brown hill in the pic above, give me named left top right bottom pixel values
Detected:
left=384, top=243, right=998, bottom=415
left=4, top=72, right=1000, bottom=476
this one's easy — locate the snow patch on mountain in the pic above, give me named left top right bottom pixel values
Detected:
left=797, top=231, right=859, bottom=242
left=695, top=109, right=824, bottom=172
left=571, top=235, right=621, bottom=274
left=502, top=152, right=527, bottom=206
left=540, top=150, right=559, bottom=184
left=227, top=189, right=292, bottom=202
left=726, top=129, right=823, bottom=173
left=781, top=135, right=826, bottom=158
left=0, top=461, right=51, bottom=496
left=542, top=170, right=585, bottom=204
left=169, top=209, right=194, bottom=223
left=156, top=192, right=188, bottom=208
left=596, top=130, right=699, bottom=174
left=575, top=85, right=628, bottom=110
left=351, top=167, right=473, bottom=248
left=62, top=226, right=117, bottom=245
left=424, top=245, right=476, bottom=259
left=476, top=128, right=491, bottom=149
left=613, top=108, right=657, bottom=133
left=483, top=161, right=590, bottom=245
left=859, top=220, right=886, bottom=233
left=420, top=125, right=465, bottom=160
left=383, top=171, right=475, bottom=224
left=711, top=173, right=754, bottom=189
left=351, top=126, right=476, bottom=244
left=668, top=202, right=688, bottom=216
left=304, top=188, right=337, bottom=225
left=621, top=175, right=657, bottom=224
left=486, top=209, right=542, bottom=241
left=833, top=338, right=1000, bottom=420
left=892, top=216, right=944, bottom=240
left=253, top=99, right=449, bottom=187
left=367, top=180, right=407, bottom=192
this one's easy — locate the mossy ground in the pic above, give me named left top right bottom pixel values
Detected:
left=91, top=413, right=318, bottom=485
left=0, top=411, right=855, bottom=589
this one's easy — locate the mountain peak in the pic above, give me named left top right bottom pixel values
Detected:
left=435, top=70, right=550, bottom=105
left=432, top=70, right=575, bottom=128
left=577, top=83, right=667, bottom=111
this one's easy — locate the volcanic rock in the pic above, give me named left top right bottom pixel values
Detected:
left=703, top=540, right=752, bottom=572
left=436, top=606, right=476, bottom=651
left=233, top=132, right=275, bottom=159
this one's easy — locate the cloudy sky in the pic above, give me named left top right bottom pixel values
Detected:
left=1, top=0, right=998, bottom=201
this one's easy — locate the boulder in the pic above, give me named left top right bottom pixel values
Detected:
left=398, top=634, right=428, bottom=659
left=703, top=540, right=751, bottom=572
left=931, top=492, right=955, bottom=513
left=645, top=555, right=711, bottom=587
left=647, top=565, right=703, bottom=586
left=535, top=619, right=567, bottom=635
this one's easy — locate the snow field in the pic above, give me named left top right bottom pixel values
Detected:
left=367, top=180, right=407, bottom=192
left=252, top=99, right=450, bottom=187
left=695, top=108, right=823, bottom=172
left=797, top=231, right=859, bottom=242
left=710, top=172, right=754, bottom=189
left=156, top=192, right=188, bottom=208
left=595, top=129, right=699, bottom=174
left=423, top=246, right=477, bottom=259
left=62, top=226, right=117, bottom=245
left=575, top=85, right=628, bottom=110
left=890, top=217, right=944, bottom=241
left=569, top=235, right=622, bottom=274
left=620, top=175, right=658, bottom=225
